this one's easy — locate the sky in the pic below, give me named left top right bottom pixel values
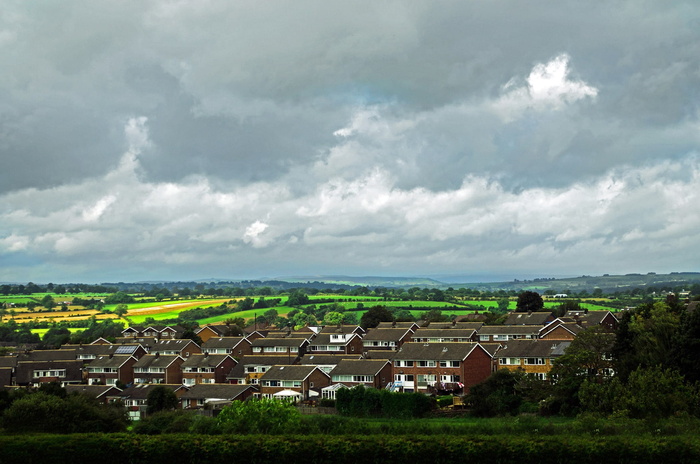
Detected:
left=1, top=1, right=699, bottom=284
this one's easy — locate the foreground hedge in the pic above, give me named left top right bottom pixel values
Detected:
left=1, top=434, right=700, bottom=464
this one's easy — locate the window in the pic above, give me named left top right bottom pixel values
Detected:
left=33, top=369, right=66, bottom=378
left=499, top=358, right=520, bottom=365
left=417, top=360, right=436, bottom=367
left=439, top=361, right=459, bottom=368
left=479, top=335, right=490, bottom=341
left=524, top=358, right=545, bottom=365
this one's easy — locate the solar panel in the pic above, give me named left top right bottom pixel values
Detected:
left=115, top=345, right=137, bottom=354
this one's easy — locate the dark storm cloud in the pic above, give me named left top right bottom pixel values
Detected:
left=1, top=1, right=699, bottom=282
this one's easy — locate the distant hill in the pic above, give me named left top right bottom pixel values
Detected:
left=278, top=275, right=444, bottom=288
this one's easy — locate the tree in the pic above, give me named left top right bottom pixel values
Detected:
left=466, top=369, right=525, bottom=417
left=114, top=304, right=128, bottom=318
left=360, top=305, right=393, bottom=329
left=550, top=325, right=615, bottom=383
left=146, top=386, right=178, bottom=415
left=323, top=311, right=344, bottom=326
left=515, top=291, right=544, bottom=313
left=41, top=294, right=56, bottom=311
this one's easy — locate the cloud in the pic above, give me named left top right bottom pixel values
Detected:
left=494, top=54, right=598, bottom=120
left=1, top=1, right=699, bottom=281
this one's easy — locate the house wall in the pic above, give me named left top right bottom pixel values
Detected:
left=540, top=326, right=576, bottom=341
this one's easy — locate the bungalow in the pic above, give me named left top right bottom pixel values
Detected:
left=132, top=354, right=184, bottom=384
left=391, top=342, right=493, bottom=394
left=181, top=353, right=237, bottom=386
left=65, top=384, right=123, bottom=403
left=109, top=384, right=186, bottom=420
left=328, top=359, right=392, bottom=390
left=179, top=384, right=258, bottom=411
left=258, top=365, right=330, bottom=400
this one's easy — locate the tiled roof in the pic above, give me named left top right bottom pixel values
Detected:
left=300, top=354, right=362, bottom=365
left=179, top=383, right=257, bottom=400
left=503, top=312, right=553, bottom=325
left=181, top=354, right=234, bottom=368
left=495, top=339, right=571, bottom=358
left=392, top=342, right=484, bottom=360
left=88, top=355, right=136, bottom=368
left=363, top=328, right=413, bottom=341
left=478, top=325, right=541, bottom=335
left=260, top=365, right=327, bottom=381
left=329, top=359, right=390, bottom=376
left=133, top=354, right=182, bottom=368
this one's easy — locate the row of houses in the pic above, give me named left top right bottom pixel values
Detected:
left=0, top=310, right=617, bottom=414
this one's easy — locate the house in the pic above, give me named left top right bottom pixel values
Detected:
left=86, top=355, right=138, bottom=386
left=179, top=384, right=258, bottom=411
left=109, top=384, right=186, bottom=420
left=250, top=338, right=308, bottom=357
left=538, top=320, right=584, bottom=341
left=226, top=355, right=297, bottom=385
left=427, top=321, right=484, bottom=331
left=409, top=328, right=477, bottom=343
left=132, top=354, right=184, bottom=384
left=477, top=325, right=541, bottom=342
left=503, top=312, right=555, bottom=326
left=376, top=322, right=420, bottom=331
left=181, top=353, right=237, bottom=386
left=15, top=359, right=84, bottom=387
left=145, top=339, right=201, bottom=358
left=328, top=359, right=392, bottom=390
left=306, top=332, right=363, bottom=355
left=258, top=365, right=331, bottom=400
left=361, top=327, right=414, bottom=352
left=201, top=337, right=252, bottom=357
left=13, top=350, right=83, bottom=387
left=564, top=310, right=619, bottom=331
left=319, top=325, right=366, bottom=336
left=494, top=339, right=571, bottom=380
left=300, top=354, right=363, bottom=374
left=60, top=343, right=147, bottom=363
left=121, top=325, right=185, bottom=340
left=64, top=384, right=123, bottom=403
left=390, top=342, right=493, bottom=394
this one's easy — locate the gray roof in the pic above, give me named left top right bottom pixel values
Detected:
left=259, top=365, right=328, bottom=381
left=65, top=384, right=122, bottom=398
left=495, top=339, right=571, bottom=358
left=0, top=356, right=18, bottom=368
left=376, top=322, right=419, bottom=329
left=319, top=325, right=365, bottom=334
left=427, top=322, right=484, bottom=330
left=300, top=354, right=362, bottom=365
left=478, top=325, right=541, bottom=335
left=392, top=342, right=486, bottom=361
left=110, top=384, right=183, bottom=400
left=181, top=353, right=234, bottom=368
left=410, top=328, right=476, bottom=339
left=202, top=337, right=248, bottom=350
left=179, top=384, right=257, bottom=400
left=329, top=359, right=390, bottom=376
left=363, top=328, right=413, bottom=341
left=17, top=350, right=77, bottom=362
left=149, top=339, right=200, bottom=350
left=503, top=312, right=553, bottom=325
left=251, top=338, right=308, bottom=348
left=88, top=355, right=136, bottom=368
left=133, top=354, right=183, bottom=369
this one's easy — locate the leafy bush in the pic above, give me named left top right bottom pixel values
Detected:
left=335, top=385, right=435, bottom=419
left=216, top=398, right=301, bottom=434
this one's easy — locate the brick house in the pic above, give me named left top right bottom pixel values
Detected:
left=503, top=312, right=555, bottom=326
left=226, top=355, right=297, bottom=385
left=307, top=332, right=363, bottom=355
left=146, top=339, right=202, bottom=358
left=328, top=359, right=392, bottom=389
left=391, top=342, right=493, bottom=394
left=201, top=337, right=252, bottom=358
left=250, top=338, right=308, bottom=357
left=181, top=353, right=237, bottom=386
left=409, top=328, right=477, bottom=343
left=494, top=339, right=571, bottom=380
left=86, top=355, right=138, bottom=386
left=258, top=365, right=331, bottom=400
left=477, top=325, right=541, bottom=342
left=132, top=354, right=184, bottom=384
left=361, top=327, right=414, bottom=352
left=179, top=384, right=258, bottom=411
